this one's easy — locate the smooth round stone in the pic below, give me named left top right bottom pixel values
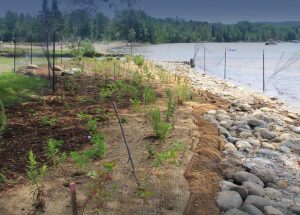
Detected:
left=248, top=119, right=267, bottom=128
left=264, top=206, right=284, bottom=215
left=224, top=143, right=238, bottom=152
left=240, top=204, right=264, bottom=215
left=227, top=137, right=240, bottom=144
left=261, top=142, right=276, bottom=150
left=239, top=131, right=254, bottom=139
left=221, top=180, right=238, bottom=191
left=224, top=208, right=249, bottom=215
left=257, top=128, right=278, bottom=140
left=217, top=191, right=243, bottom=211
left=220, top=120, right=233, bottom=129
left=288, top=186, right=300, bottom=194
left=207, top=110, right=217, bottom=115
left=256, top=149, right=280, bottom=157
left=238, top=103, right=252, bottom=112
left=244, top=195, right=272, bottom=211
left=247, top=138, right=261, bottom=147
left=277, top=146, right=291, bottom=153
left=216, top=113, right=231, bottom=121
left=276, top=180, right=289, bottom=189
left=250, top=167, right=275, bottom=184
left=236, top=140, right=253, bottom=150
left=243, top=181, right=264, bottom=196
left=232, top=171, right=264, bottom=187
left=290, top=125, right=300, bottom=134
left=264, top=187, right=282, bottom=199
left=289, top=205, right=300, bottom=214
left=230, top=186, right=248, bottom=200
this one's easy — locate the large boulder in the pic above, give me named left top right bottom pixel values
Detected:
left=54, top=65, right=63, bottom=71
left=248, top=119, right=267, bottom=128
left=217, top=191, right=243, bottom=211
left=257, top=128, right=278, bottom=140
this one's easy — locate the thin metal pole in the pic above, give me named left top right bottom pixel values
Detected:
left=263, top=50, right=265, bottom=92
left=30, top=33, right=33, bottom=65
left=52, top=31, right=56, bottom=94
left=224, top=48, right=227, bottom=79
left=13, top=36, right=16, bottom=73
left=60, top=35, right=63, bottom=64
left=204, top=46, right=206, bottom=72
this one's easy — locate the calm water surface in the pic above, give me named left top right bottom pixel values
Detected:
left=131, top=42, right=300, bottom=112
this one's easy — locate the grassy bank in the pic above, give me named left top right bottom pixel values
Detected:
left=0, top=72, right=47, bottom=106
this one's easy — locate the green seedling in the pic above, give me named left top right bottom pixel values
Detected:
left=77, top=112, right=91, bottom=121
left=175, top=84, right=193, bottom=105
left=46, top=138, right=66, bottom=166
left=146, top=144, right=155, bottom=158
left=87, top=119, right=98, bottom=134
left=27, top=150, right=48, bottom=210
left=165, top=90, right=176, bottom=122
left=40, top=116, right=58, bottom=126
left=149, top=109, right=172, bottom=140
left=143, top=87, right=156, bottom=105
left=70, top=151, right=90, bottom=169
left=154, top=142, right=185, bottom=167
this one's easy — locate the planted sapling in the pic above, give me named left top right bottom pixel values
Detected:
left=46, top=138, right=66, bottom=166
left=149, top=109, right=172, bottom=140
left=27, top=150, right=48, bottom=210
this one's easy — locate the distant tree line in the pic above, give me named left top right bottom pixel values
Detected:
left=0, top=7, right=300, bottom=43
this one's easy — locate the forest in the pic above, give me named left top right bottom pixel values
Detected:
left=0, top=3, right=300, bottom=43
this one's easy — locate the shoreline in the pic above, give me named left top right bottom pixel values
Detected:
left=156, top=60, right=300, bottom=214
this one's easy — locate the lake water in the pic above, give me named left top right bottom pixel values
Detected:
left=129, top=42, right=300, bottom=112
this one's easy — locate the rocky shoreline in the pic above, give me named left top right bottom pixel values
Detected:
left=156, top=62, right=300, bottom=215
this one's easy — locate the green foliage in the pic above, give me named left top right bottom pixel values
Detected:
left=77, top=112, right=91, bottom=121
left=46, top=139, right=66, bottom=166
left=81, top=39, right=96, bottom=57
left=165, top=90, right=176, bottom=122
left=99, top=82, right=117, bottom=101
left=133, top=55, right=145, bottom=67
left=121, top=117, right=128, bottom=124
left=70, top=151, right=89, bottom=168
left=103, top=161, right=116, bottom=174
left=40, top=116, right=58, bottom=126
left=87, top=119, right=98, bottom=134
left=87, top=132, right=106, bottom=159
left=0, top=172, right=8, bottom=185
left=149, top=109, right=172, bottom=140
left=175, top=84, right=193, bottom=105
left=143, top=87, right=156, bottom=105
left=130, top=98, right=141, bottom=112
left=27, top=150, right=48, bottom=208
left=146, top=144, right=155, bottom=158
left=154, top=142, right=185, bottom=167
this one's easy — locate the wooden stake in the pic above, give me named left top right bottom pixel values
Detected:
left=70, top=182, right=78, bottom=215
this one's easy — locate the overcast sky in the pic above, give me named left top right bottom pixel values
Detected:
left=1, top=0, right=300, bottom=23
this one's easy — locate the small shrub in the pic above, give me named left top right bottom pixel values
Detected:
left=175, top=84, right=193, bottom=105
left=87, top=119, right=98, bottom=134
left=165, top=90, right=176, bottom=122
left=143, top=87, right=156, bottom=105
left=77, top=112, right=91, bottom=121
left=146, top=144, right=155, bottom=158
left=46, top=139, right=66, bottom=166
left=149, top=109, right=172, bottom=140
left=121, top=117, right=128, bottom=124
left=133, top=55, right=145, bottom=67
left=27, top=150, right=48, bottom=210
left=0, top=172, right=8, bottom=185
left=40, top=116, right=58, bottom=126
left=154, top=142, right=185, bottom=167
left=87, top=133, right=106, bottom=159
left=130, top=98, right=141, bottom=112
left=70, top=151, right=89, bottom=168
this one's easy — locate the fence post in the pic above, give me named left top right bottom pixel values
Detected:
left=203, top=46, right=206, bottom=72
left=70, top=182, right=78, bottom=215
left=224, top=48, right=227, bottom=79
left=52, top=31, right=56, bottom=94
left=13, top=36, right=16, bottom=73
left=263, top=50, right=265, bottom=92
left=30, top=33, right=33, bottom=65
